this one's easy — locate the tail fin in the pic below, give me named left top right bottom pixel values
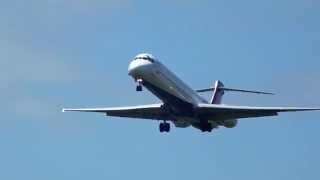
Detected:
left=210, top=80, right=225, bottom=104
left=196, top=80, right=275, bottom=104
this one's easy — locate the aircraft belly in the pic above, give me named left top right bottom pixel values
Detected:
left=173, top=121, right=191, bottom=128
left=142, top=79, right=195, bottom=115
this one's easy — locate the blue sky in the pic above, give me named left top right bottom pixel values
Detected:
left=1, top=0, right=320, bottom=179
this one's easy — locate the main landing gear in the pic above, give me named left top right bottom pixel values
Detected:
left=159, top=122, right=170, bottom=133
left=200, top=121, right=213, bottom=132
left=136, top=79, right=143, bottom=92
left=136, top=85, right=143, bottom=92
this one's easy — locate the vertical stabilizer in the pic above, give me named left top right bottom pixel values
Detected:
left=210, top=80, right=225, bottom=104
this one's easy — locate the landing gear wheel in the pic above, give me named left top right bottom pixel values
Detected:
left=200, top=121, right=212, bottom=132
left=165, top=123, right=170, bottom=132
left=159, top=123, right=164, bottom=133
left=159, top=122, right=170, bottom=133
left=136, top=85, right=143, bottom=92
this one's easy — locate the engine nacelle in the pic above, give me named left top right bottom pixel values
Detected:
left=222, top=119, right=238, bottom=128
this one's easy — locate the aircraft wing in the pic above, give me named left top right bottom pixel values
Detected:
left=62, top=104, right=170, bottom=120
left=196, top=104, right=320, bottom=120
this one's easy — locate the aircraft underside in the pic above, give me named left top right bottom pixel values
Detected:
left=136, top=74, right=238, bottom=132
left=62, top=53, right=320, bottom=133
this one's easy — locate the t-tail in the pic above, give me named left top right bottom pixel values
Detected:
left=210, top=80, right=225, bottom=104
left=197, top=80, right=275, bottom=104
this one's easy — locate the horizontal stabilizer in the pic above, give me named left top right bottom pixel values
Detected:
left=196, top=87, right=274, bottom=95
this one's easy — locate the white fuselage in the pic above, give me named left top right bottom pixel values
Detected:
left=128, top=57, right=207, bottom=108
left=62, top=53, right=320, bottom=132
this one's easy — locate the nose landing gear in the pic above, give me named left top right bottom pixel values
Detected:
left=136, top=85, right=143, bottom=92
left=136, top=79, right=143, bottom=92
left=159, top=122, right=170, bottom=133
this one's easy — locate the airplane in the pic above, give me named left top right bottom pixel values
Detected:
left=63, top=53, right=320, bottom=133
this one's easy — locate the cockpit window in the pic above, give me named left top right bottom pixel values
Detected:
left=134, top=56, right=155, bottom=63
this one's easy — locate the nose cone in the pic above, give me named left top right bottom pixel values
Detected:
left=128, top=59, right=153, bottom=77
left=128, top=60, right=140, bottom=76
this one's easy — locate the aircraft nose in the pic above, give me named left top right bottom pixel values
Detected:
left=128, top=60, right=153, bottom=77
left=128, top=60, right=139, bottom=76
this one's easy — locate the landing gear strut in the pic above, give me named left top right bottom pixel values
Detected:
left=136, top=79, right=143, bottom=92
left=159, top=122, right=170, bottom=133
